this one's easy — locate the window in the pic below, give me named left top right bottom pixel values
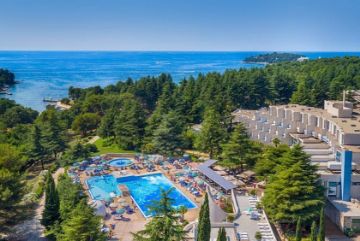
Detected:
left=327, top=182, right=337, bottom=197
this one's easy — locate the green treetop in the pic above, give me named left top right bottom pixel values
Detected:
left=132, top=188, right=187, bottom=241
left=197, top=193, right=211, bottom=241
left=152, top=111, right=184, bottom=156
left=41, top=172, right=60, bottom=229
left=221, top=123, right=260, bottom=171
left=57, top=201, right=106, bottom=241
left=196, top=108, right=227, bottom=158
left=318, top=208, right=325, bottom=241
left=216, top=227, right=226, bottom=241
left=114, top=94, right=145, bottom=150
left=262, top=145, right=324, bottom=223
left=0, top=144, right=24, bottom=231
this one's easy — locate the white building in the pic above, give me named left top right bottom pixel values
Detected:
left=232, top=100, right=360, bottom=231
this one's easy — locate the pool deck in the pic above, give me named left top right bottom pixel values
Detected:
left=79, top=159, right=203, bottom=241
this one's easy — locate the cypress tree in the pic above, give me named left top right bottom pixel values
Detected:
left=295, top=217, right=302, bottom=241
left=41, top=172, right=60, bottom=229
left=318, top=208, right=325, bottom=241
left=197, top=193, right=211, bottom=241
left=310, top=221, right=317, bottom=241
left=216, top=227, right=226, bottom=241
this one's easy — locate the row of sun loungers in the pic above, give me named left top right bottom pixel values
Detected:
left=257, top=223, right=275, bottom=241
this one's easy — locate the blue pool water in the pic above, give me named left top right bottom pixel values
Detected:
left=108, top=158, right=133, bottom=167
left=117, top=173, right=197, bottom=217
left=87, top=175, right=121, bottom=200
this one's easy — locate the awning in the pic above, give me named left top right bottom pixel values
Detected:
left=196, top=159, right=236, bottom=191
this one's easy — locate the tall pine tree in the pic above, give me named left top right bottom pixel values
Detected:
left=196, top=108, right=226, bottom=158
left=216, top=227, right=226, bottom=241
left=28, top=125, right=45, bottom=169
left=318, top=208, right=325, bottom=241
left=221, top=123, right=260, bottom=171
left=310, top=221, right=317, bottom=241
left=41, top=172, right=60, bottom=229
left=295, top=217, right=302, bottom=241
left=262, top=145, right=324, bottom=223
left=197, top=193, right=211, bottom=241
left=57, top=201, right=106, bottom=241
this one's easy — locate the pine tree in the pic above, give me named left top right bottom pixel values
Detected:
left=216, top=227, right=226, bottom=241
left=114, top=94, right=145, bottom=150
left=196, top=108, right=226, bottom=158
left=41, top=109, right=66, bottom=159
left=254, top=144, right=289, bottom=180
left=132, top=188, right=187, bottom=241
left=197, top=193, right=211, bottom=241
left=152, top=111, right=184, bottom=156
left=28, top=125, right=45, bottom=169
left=310, top=221, right=317, bottom=241
left=262, top=145, right=324, bottom=223
left=57, top=201, right=106, bottom=241
left=221, top=123, right=259, bottom=171
left=41, top=172, right=60, bottom=229
left=97, top=110, right=116, bottom=138
left=295, top=217, right=302, bottom=241
left=318, top=208, right=325, bottom=241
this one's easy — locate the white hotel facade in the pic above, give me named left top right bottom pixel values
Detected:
left=232, top=100, right=360, bottom=230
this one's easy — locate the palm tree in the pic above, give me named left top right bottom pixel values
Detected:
left=132, top=188, right=187, bottom=241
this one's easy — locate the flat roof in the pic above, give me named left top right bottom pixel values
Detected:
left=196, top=160, right=236, bottom=191
left=274, top=104, right=360, bottom=134
left=331, top=199, right=360, bottom=217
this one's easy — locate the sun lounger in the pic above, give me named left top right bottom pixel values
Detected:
left=114, top=215, right=131, bottom=221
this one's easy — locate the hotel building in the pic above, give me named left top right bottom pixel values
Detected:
left=232, top=100, right=360, bottom=230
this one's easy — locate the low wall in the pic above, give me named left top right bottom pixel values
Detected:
left=231, top=189, right=240, bottom=219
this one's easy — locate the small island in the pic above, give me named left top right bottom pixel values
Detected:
left=244, top=52, right=308, bottom=64
left=0, top=68, right=16, bottom=95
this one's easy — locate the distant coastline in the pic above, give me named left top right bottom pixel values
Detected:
left=244, top=52, right=307, bottom=64
left=1, top=51, right=360, bottom=111
left=0, top=68, right=17, bottom=95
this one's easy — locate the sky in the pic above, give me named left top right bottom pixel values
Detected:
left=0, top=0, right=360, bottom=51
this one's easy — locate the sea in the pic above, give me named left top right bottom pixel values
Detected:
left=1, top=51, right=360, bottom=111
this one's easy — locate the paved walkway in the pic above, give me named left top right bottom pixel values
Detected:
left=12, top=168, right=64, bottom=241
left=88, top=135, right=100, bottom=144
left=233, top=194, right=271, bottom=241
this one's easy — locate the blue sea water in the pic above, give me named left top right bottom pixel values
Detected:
left=1, top=51, right=360, bottom=111
left=117, top=173, right=197, bottom=217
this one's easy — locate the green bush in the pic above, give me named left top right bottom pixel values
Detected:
left=255, top=231, right=262, bottom=240
left=227, top=214, right=234, bottom=222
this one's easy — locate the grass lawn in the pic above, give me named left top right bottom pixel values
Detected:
left=93, top=138, right=135, bottom=155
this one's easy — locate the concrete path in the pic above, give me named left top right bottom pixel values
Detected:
left=12, top=168, right=64, bottom=241
left=88, top=135, right=100, bottom=144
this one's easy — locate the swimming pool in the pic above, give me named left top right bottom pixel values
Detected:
left=87, top=175, right=122, bottom=200
left=108, top=158, right=133, bottom=167
left=117, top=173, right=197, bottom=217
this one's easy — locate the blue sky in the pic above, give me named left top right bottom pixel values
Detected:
left=1, top=0, right=359, bottom=51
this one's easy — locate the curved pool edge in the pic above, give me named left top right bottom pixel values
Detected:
left=117, top=172, right=198, bottom=218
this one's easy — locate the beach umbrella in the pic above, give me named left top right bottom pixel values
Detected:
left=116, top=208, right=125, bottom=214
left=120, top=202, right=129, bottom=207
left=195, top=178, right=204, bottom=185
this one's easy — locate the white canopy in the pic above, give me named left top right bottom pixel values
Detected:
left=92, top=200, right=106, bottom=217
